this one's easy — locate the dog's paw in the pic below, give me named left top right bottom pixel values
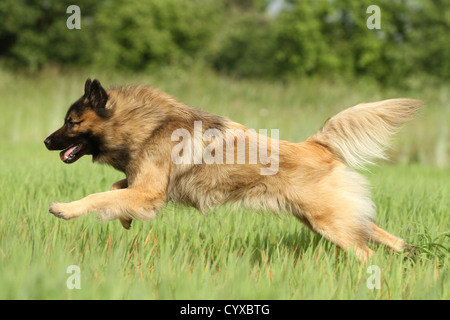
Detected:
left=119, top=218, right=132, bottom=230
left=49, top=202, right=77, bottom=220
left=403, top=244, right=420, bottom=257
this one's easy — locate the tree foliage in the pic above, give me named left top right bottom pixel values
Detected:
left=0, top=0, right=448, bottom=82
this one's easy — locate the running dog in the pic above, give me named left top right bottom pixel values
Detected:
left=44, top=78, right=422, bottom=261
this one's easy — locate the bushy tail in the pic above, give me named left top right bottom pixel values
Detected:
left=308, top=98, right=424, bottom=169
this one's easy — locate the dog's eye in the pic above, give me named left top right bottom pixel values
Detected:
left=67, top=121, right=82, bottom=128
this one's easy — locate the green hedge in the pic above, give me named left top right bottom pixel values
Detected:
left=0, top=0, right=448, bottom=82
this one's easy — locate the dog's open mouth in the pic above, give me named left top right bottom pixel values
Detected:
left=60, top=143, right=87, bottom=163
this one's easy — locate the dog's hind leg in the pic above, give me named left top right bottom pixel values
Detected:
left=291, top=199, right=375, bottom=262
left=302, top=213, right=374, bottom=262
left=290, top=165, right=377, bottom=262
left=111, top=179, right=132, bottom=229
left=368, top=223, right=418, bottom=256
left=367, top=223, right=405, bottom=251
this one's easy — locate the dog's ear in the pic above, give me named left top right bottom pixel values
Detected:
left=84, top=78, right=92, bottom=97
left=88, top=79, right=108, bottom=111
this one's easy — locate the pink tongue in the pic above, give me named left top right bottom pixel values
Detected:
left=63, top=146, right=77, bottom=160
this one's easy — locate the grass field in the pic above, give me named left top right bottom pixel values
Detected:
left=0, top=67, right=448, bottom=299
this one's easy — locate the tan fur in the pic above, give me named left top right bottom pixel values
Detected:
left=47, top=81, right=423, bottom=262
left=309, top=98, right=424, bottom=169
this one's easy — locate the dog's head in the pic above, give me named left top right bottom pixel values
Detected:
left=44, top=78, right=111, bottom=163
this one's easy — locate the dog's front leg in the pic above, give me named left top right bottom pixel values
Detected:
left=111, top=178, right=128, bottom=190
left=110, top=178, right=133, bottom=229
left=49, top=188, right=165, bottom=223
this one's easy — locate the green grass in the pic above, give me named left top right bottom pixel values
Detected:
left=0, top=67, right=448, bottom=299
